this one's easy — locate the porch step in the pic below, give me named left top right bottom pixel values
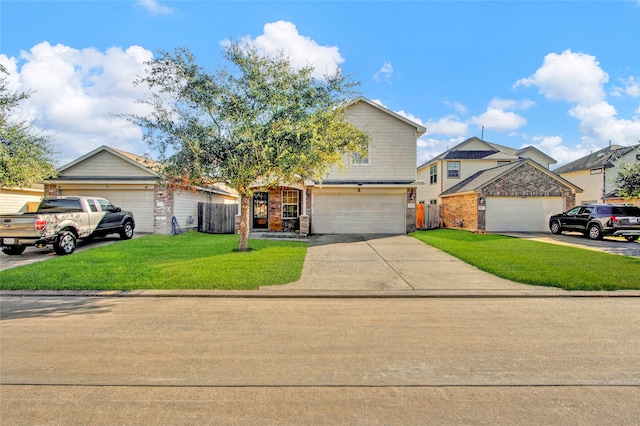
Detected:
left=249, top=232, right=309, bottom=242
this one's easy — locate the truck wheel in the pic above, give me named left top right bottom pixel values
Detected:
left=2, top=246, right=26, bottom=255
left=588, top=223, right=603, bottom=240
left=550, top=221, right=562, bottom=235
left=119, top=221, right=134, bottom=240
left=54, top=231, right=77, bottom=255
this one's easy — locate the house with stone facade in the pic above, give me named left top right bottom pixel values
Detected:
left=244, top=97, right=426, bottom=236
left=416, top=137, right=581, bottom=232
left=44, top=145, right=238, bottom=234
left=553, top=144, right=640, bottom=206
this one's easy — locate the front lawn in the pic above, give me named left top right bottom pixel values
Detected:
left=0, top=232, right=307, bottom=291
left=411, top=229, right=640, bottom=291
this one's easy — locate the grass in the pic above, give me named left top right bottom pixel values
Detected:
left=411, top=229, right=640, bottom=291
left=0, top=232, right=307, bottom=291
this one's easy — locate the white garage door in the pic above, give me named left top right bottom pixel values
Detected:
left=485, top=196, right=564, bottom=232
left=312, top=188, right=406, bottom=234
left=61, top=189, right=155, bottom=233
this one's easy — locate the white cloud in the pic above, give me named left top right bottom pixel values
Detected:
left=611, top=76, right=640, bottom=98
left=569, top=101, right=640, bottom=145
left=3, top=42, right=154, bottom=165
left=425, top=115, right=468, bottom=137
left=488, top=98, right=535, bottom=111
left=137, top=0, right=174, bottom=15
left=514, top=50, right=608, bottom=105
left=471, top=107, right=527, bottom=132
left=417, top=136, right=466, bottom=165
left=529, top=135, right=593, bottom=167
left=373, top=62, right=393, bottom=83
left=239, top=21, right=344, bottom=80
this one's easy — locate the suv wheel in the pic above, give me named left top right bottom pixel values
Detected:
left=550, top=221, right=562, bottom=235
left=587, top=223, right=603, bottom=240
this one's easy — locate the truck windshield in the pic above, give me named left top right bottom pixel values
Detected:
left=39, top=198, right=83, bottom=212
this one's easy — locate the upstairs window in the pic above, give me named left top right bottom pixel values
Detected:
left=429, top=164, right=438, bottom=184
left=447, top=161, right=460, bottom=179
left=282, top=190, right=299, bottom=219
left=351, top=145, right=370, bottom=166
left=590, top=168, right=602, bottom=175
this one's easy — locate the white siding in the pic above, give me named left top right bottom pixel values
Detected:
left=61, top=188, right=155, bottom=233
left=312, top=188, right=406, bottom=234
left=485, top=197, right=564, bottom=232
left=173, top=191, right=236, bottom=231
left=63, top=151, right=157, bottom=178
left=0, top=190, right=43, bottom=213
left=323, top=102, right=417, bottom=182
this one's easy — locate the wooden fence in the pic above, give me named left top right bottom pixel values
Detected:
left=198, top=202, right=238, bottom=234
left=417, top=204, right=441, bottom=229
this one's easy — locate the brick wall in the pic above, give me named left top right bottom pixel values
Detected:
left=154, top=186, right=173, bottom=234
left=441, top=193, right=479, bottom=231
left=481, top=163, right=569, bottom=197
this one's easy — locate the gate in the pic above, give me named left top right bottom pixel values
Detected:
left=198, top=202, right=238, bottom=234
left=417, top=204, right=441, bottom=229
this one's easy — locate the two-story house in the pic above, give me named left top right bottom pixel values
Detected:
left=416, top=137, right=581, bottom=232
left=553, top=144, right=640, bottom=206
left=246, top=97, right=426, bottom=235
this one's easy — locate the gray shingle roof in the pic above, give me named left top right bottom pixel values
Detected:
left=553, top=144, right=639, bottom=174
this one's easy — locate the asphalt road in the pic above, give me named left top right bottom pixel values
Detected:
left=1, top=296, right=639, bottom=424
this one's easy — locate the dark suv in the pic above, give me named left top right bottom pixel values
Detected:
left=549, top=204, right=640, bottom=241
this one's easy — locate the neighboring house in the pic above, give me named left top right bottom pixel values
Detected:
left=0, top=184, right=45, bottom=213
left=44, top=146, right=238, bottom=234
left=416, top=137, right=581, bottom=232
left=553, top=144, right=640, bottom=206
left=245, top=97, right=427, bottom=235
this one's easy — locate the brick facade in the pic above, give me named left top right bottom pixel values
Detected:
left=153, top=186, right=173, bottom=234
left=441, top=193, right=479, bottom=231
left=406, top=188, right=417, bottom=233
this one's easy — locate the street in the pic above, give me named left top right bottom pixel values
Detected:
left=1, top=296, right=639, bottom=424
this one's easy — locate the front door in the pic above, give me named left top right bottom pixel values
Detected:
left=252, top=192, right=269, bottom=229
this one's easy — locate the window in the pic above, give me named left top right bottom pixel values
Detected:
left=429, top=199, right=438, bottom=205
left=351, top=145, right=370, bottom=166
left=429, top=164, right=437, bottom=184
left=497, top=161, right=511, bottom=166
left=447, top=161, right=460, bottom=178
left=590, top=168, right=602, bottom=175
left=98, top=199, right=114, bottom=212
left=282, top=190, right=299, bottom=219
left=88, top=200, right=99, bottom=212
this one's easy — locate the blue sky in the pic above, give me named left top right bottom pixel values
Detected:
left=1, top=1, right=639, bottom=168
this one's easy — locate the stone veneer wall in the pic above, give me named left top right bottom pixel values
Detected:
left=154, top=186, right=173, bottom=234
left=441, top=193, right=479, bottom=231
left=406, top=188, right=417, bottom=233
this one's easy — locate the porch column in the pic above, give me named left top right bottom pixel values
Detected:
left=299, top=188, right=309, bottom=236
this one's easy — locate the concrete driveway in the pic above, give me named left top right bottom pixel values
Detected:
left=262, top=234, right=562, bottom=294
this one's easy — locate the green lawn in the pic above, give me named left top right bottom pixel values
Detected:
left=411, top=229, right=640, bottom=291
left=0, top=232, right=307, bottom=291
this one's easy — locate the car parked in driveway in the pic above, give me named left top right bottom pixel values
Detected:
left=549, top=204, right=640, bottom=241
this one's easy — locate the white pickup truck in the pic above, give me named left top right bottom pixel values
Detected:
left=0, top=196, right=135, bottom=256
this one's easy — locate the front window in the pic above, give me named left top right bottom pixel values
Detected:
left=447, top=161, right=460, bottom=179
left=429, top=164, right=437, bottom=184
left=282, top=190, right=299, bottom=219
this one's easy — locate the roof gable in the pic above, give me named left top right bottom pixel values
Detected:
left=345, top=97, right=426, bottom=136
left=57, top=145, right=162, bottom=178
left=441, top=159, right=580, bottom=196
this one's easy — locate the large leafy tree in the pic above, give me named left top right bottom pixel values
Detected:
left=130, top=42, right=370, bottom=251
left=0, top=65, right=57, bottom=188
left=614, top=161, right=640, bottom=200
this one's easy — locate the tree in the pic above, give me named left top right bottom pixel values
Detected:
left=0, top=64, right=57, bottom=188
left=615, top=161, right=640, bottom=200
left=129, top=42, right=370, bottom=251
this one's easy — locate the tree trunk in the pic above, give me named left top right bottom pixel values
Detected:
left=238, top=195, right=251, bottom=251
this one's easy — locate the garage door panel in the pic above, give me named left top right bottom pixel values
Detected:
left=485, top=197, right=563, bottom=232
left=61, top=189, right=154, bottom=233
left=312, top=189, right=405, bottom=234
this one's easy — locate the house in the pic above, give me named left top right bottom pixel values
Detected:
left=244, top=97, right=427, bottom=235
left=44, top=146, right=238, bottom=234
left=416, top=137, right=581, bottom=232
left=0, top=184, right=44, bottom=213
left=553, top=144, right=640, bottom=206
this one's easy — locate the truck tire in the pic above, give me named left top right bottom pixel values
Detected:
left=587, top=223, right=603, bottom=240
left=550, top=220, right=562, bottom=235
left=119, top=221, right=134, bottom=240
left=2, top=246, right=26, bottom=255
left=54, top=231, right=77, bottom=255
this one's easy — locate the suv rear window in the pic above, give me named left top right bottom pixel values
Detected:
left=38, top=198, right=83, bottom=212
left=612, top=206, right=640, bottom=216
